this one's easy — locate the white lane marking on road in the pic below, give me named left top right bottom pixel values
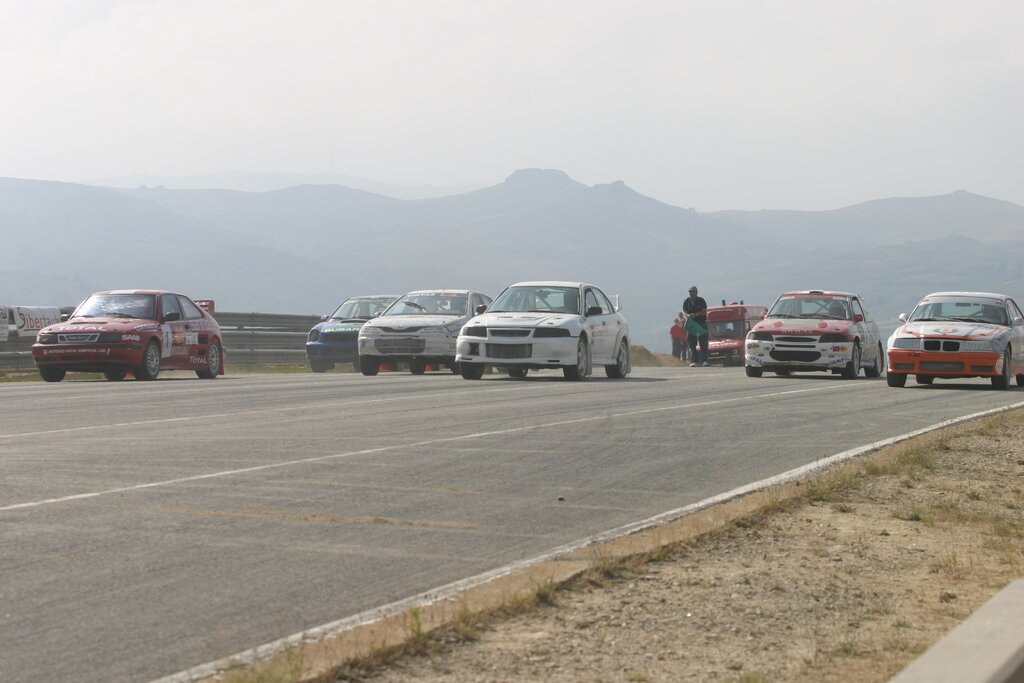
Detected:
left=0, top=384, right=851, bottom=513
left=0, top=384, right=549, bottom=440
left=151, top=398, right=1024, bottom=683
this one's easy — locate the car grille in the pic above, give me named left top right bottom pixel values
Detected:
left=923, top=339, right=961, bottom=352
left=769, top=350, right=821, bottom=362
left=921, top=361, right=964, bottom=372
left=774, top=336, right=816, bottom=343
left=490, top=329, right=531, bottom=337
left=58, top=333, right=100, bottom=343
left=487, top=343, right=532, bottom=359
left=322, top=331, right=358, bottom=341
left=374, top=338, right=426, bottom=354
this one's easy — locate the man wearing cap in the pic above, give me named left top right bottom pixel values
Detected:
left=682, top=286, right=709, bottom=366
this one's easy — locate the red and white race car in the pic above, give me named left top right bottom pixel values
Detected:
left=886, top=291, right=1024, bottom=389
left=744, top=290, right=884, bottom=379
left=32, top=290, right=224, bottom=382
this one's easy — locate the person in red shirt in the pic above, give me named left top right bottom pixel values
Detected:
left=670, top=315, right=688, bottom=361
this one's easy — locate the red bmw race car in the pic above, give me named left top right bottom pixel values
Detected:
left=32, top=290, right=225, bottom=382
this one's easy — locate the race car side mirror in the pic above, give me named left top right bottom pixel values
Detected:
left=853, top=314, right=864, bottom=323
left=162, top=311, right=181, bottom=322
left=475, top=304, right=488, bottom=315
left=586, top=306, right=603, bottom=317
left=898, top=313, right=908, bottom=323
left=320, top=315, right=329, bottom=322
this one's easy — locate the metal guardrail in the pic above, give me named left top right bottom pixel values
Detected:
left=0, top=312, right=321, bottom=371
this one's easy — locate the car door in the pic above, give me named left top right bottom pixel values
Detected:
left=1006, top=298, right=1024, bottom=374
left=851, top=297, right=878, bottom=359
left=583, top=287, right=614, bottom=362
left=177, top=295, right=211, bottom=369
left=159, top=293, right=189, bottom=368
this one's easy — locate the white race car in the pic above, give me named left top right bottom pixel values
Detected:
left=455, top=281, right=630, bottom=380
left=358, top=289, right=491, bottom=375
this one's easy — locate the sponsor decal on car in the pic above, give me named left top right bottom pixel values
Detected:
left=122, top=334, right=141, bottom=342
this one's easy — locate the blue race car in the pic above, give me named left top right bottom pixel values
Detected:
left=306, top=295, right=399, bottom=372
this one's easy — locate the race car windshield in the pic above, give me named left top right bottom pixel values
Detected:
left=74, top=294, right=156, bottom=320
left=909, top=299, right=1007, bottom=326
left=384, top=294, right=468, bottom=316
left=768, top=296, right=850, bottom=320
left=489, top=286, right=581, bottom=314
left=331, top=297, right=393, bottom=320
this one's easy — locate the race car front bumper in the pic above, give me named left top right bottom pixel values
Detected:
left=745, top=339, right=853, bottom=371
left=886, top=349, right=1002, bottom=378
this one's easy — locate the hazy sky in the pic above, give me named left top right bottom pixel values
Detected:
left=2, top=0, right=1021, bottom=210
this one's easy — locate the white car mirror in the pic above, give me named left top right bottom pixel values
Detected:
left=898, top=313, right=908, bottom=323
left=612, top=295, right=622, bottom=312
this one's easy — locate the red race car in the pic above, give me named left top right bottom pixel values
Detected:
left=32, top=290, right=225, bottom=382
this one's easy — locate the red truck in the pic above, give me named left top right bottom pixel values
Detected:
left=704, top=303, right=767, bottom=365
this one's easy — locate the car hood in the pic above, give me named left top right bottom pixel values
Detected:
left=363, top=315, right=464, bottom=331
left=469, top=312, right=581, bottom=328
left=316, top=319, right=367, bottom=334
left=894, top=321, right=1004, bottom=340
left=751, top=318, right=855, bottom=336
left=41, top=318, right=157, bottom=334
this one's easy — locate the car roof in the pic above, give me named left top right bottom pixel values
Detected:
left=507, top=281, right=592, bottom=288
left=93, top=289, right=179, bottom=296
left=402, top=289, right=474, bottom=295
left=346, top=294, right=402, bottom=300
left=779, top=290, right=859, bottom=298
left=920, top=291, right=1010, bottom=300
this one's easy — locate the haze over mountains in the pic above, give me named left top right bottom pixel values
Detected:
left=2, top=170, right=1022, bottom=350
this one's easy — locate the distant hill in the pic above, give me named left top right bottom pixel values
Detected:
left=87, top=171, right=480, bottom=200
left=2, top=172, right=1021, bottom=351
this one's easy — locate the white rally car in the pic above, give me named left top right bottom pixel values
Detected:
left=455, top=281, right=630, bottom=380
left=357, top=289, right=491, bottom=375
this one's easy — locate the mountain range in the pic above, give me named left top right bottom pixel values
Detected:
left=1, top=170, right=1021, bottom=351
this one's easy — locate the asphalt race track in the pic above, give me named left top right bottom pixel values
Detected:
left=2, top=367, right=1021, bottom=682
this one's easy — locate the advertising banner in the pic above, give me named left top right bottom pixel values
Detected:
left=13, top=306, right=62, bottom=337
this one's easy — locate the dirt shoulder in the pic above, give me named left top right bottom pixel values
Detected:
left=331, top=407, right=1024, bottom=683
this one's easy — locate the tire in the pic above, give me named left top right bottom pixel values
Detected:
left=563, top=337, right=590, bottom=381
left=39, top=366, right=66, bottom=382
left=745, top=365, right=763, bottom=378
left=309, top=360, right=332, bottom=373
left=508, top=367, right=528, bottom=379
left=460, top=362, right=485, bottom=380
left=1017, top=374, right=1024, bottom=387
left=359, top=356, right=380, bottom=376
left=103, top=370, right=127, bottom=382
left=135, top=341, right=161, bottom=381
left=865, top=343, right=884, bottom=378
left=409, top=360, right=426, bottom=375
left=196, top=342, right=222, bottom=379
left=992, top=347, right=1011, bottom=389
left=604, top=340, right=631, bottom=379
left=887, top=372, right=907, bottom=387
left=915, top=375, right=934, bottom=385
left=841, top=343, right=861, bottom=379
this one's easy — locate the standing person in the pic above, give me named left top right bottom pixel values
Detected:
left=683, top=285, right=709, bottom=366
left=670, top=317, right=687, bottom=361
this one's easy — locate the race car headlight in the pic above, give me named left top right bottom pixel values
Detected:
left=818, top=333, right=848, bottom=343
left=749, top=332, right=773, bottom=341
left=890, top=338, right=919, bottom=350
left=37, top=333, right=57, bottom=344
left=461, top=326, right=486, bottom=337
left=359, top=326, right=381, bottom=337
left=962, top=340, right=1000, bottom=353
left=533, top=327, right=571, bottom=338
left=97, top=333, right=125, bottom=343
left=308, top=328, right=321, bottom=342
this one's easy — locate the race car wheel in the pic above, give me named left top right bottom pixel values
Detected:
left=103, top=370, right=127, bottom=382
left=39, top=366, right=66, bottom=382
left=508, top=367, right=528, bottom=379
left=1017, top=373, right=1024, bottom=387
left=887, top=372, right=907, bottom=387
left=196, top=342, right=222, bottom=379
left=915, top=375, right=934, bottom=385
left=865, top=343, right=884, bottom=378
left=460, top=362, right=485, bottom=380
left=841, top=343, right=861, bottom=379
left=136, top=341, right=161, bottom=381
left=992, top=347, right=1011, bottom=389
left=563, top=337, right=590, bottom=381
left=745, top=365, right=763, bottom=378
left=605, top=339, right=631, bottom=379
left=359, top=356, right=380, bottom=376
left=309, top=360, right=332, bottom=373
left=409, top=360, right=426, bottom=375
